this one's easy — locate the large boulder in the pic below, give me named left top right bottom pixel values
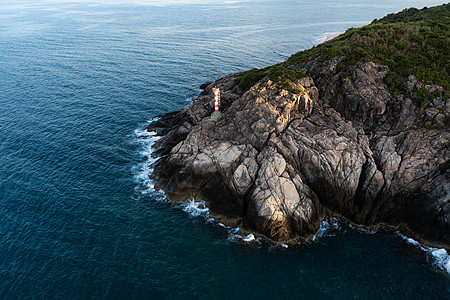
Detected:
left=147, top=62, right=450, bottom=249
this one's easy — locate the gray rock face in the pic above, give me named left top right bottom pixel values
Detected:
left=147, top=61, right=450, bottom=249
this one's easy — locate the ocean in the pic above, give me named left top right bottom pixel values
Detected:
left=0, top=0, right=449, bottom=298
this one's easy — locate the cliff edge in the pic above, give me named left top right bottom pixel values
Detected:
left=146, top=4, right=450, bottom=249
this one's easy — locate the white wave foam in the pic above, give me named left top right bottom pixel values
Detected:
left=314, top=218, right=342, bottom=240
left=227, top=233, right=241, bottom=243
left=134, top=121, right=448, bottom=267
left=185, top=96, right=195, bottom=104
left=348, top=223, right=378, bottom=235
left=431, top=249, right=450, bottom=274
left=181, top=199, right=210, bottom=218
left=180, top=199, right=256, bottom=244
left=317, top=32, right=344, bottom=44
left=405, top=237, right=421, bottom=247
left=243, top=233, right=255, bottom=242
left=317, top=219, right=449, bottom=275
left=180, top=199, right=260, bottom=245
left=314, top=220, right=331, bottom=240
left=132, top=120, right=250, bottom=243
left=132, top=119, right=164, bottom=198
left=397, top=232, right=450, bottom=275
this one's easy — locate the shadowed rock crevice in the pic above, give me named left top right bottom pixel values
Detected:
left=147, top=57, right=449, bottom=249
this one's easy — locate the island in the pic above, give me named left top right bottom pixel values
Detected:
left=146, top=4, right=449, bottom=250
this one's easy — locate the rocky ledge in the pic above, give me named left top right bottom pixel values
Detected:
left=146, top=58, right=449, bottom=249
left=146, top=4, right=450, bottom=248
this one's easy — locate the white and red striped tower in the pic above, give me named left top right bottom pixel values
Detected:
left=212, top=87, right=220, bottom=112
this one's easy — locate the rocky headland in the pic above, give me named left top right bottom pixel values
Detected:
left=146, top=4, right=450, bottom=249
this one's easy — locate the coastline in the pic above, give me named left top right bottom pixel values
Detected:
left=145, top=3, right=450, bottom=275
left=317, top=31, right=344, bottom=43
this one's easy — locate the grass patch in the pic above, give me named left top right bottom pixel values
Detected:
left=283, top=4, right=450, bottom=93
left=236, top=65, right=307, bottom=93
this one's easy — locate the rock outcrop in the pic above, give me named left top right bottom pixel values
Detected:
left=146, top=59, right=449, bottom=249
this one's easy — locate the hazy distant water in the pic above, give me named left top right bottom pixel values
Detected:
left=0, top=1, right=449, bottom=298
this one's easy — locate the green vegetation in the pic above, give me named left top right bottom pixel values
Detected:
left=236, top=2, right=449, bottom=108
left=284, top=3, right=449, bottom=94
left=416, top=86, right=444, bottom=113
left=372, top=4, right=450, bottom=24
left=236, top=64, right=307, bottom=93
left=236, top=67, right=267, bottom=91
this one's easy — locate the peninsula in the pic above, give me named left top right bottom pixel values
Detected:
left=147, top=4, right=450, bottom=249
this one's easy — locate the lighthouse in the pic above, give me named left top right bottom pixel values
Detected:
left=212, top=87, right=220, bottom=112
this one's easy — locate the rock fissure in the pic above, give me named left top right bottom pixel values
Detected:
left=148, top=29, right=449, bottom=248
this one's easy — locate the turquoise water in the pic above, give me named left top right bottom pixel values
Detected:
left=0, top=1, right=449, bottom=298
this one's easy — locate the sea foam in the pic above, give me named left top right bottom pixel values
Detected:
left=317, top=32, right=344, bottom=44
left=316, top=218, right=450, bottom=275
left=132, top=119, right=164, bottom=199
left=133, top=121, right=246, bottom=240
left=181, top=199, right=210, bottom=218
left=180, top=199, right=258, bottom=244
left=243, top=234, right=255, bottom=242
left=397, top=232, right=450, bottom=275
left=314, top=218, right=342, bottom=241
left=133, top=124, right=252, bottom=243
left=133, top=123, right=450, bottom=271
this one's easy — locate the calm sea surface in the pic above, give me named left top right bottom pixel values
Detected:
left=0, top=0, right=449, bottom=298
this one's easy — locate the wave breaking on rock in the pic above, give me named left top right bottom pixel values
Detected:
left=145, top=63, right=449, bottom=250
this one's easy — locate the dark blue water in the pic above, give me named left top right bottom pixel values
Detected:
left=1, top=1, right=449, bottom=298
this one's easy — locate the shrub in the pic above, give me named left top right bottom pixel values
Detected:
left=284, top=3, right=450, bottom=93
left=236, top=65, right=307, bottom=93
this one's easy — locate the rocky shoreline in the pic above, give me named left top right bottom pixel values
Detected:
left=144, top=4, right=450, bottom=250
left=146, top=55, right=449, bottom=250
